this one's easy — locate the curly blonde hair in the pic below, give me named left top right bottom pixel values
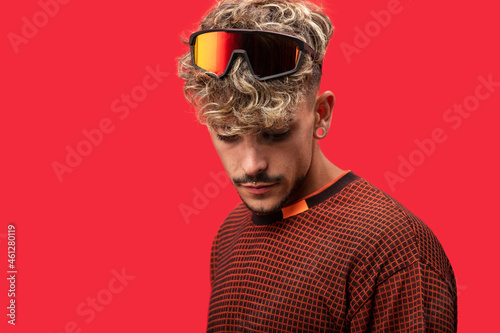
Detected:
left=178, top=0, right=333, bottom=135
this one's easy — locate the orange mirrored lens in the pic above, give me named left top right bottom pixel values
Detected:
left=194, top=32, right=239, bottom=76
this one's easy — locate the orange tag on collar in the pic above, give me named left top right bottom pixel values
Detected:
left=281, top=200, right=309, bottom=219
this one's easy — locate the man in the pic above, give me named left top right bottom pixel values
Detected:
left=178, top=0, right=457, bottom=331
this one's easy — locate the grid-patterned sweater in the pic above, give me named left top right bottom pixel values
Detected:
left=207, top=172, right=457, bottom=332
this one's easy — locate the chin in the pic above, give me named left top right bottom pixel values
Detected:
left=241, top=196, right=289, bottom=215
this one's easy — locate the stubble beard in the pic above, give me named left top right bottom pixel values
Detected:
left=239, top=173, right=307, bottom=215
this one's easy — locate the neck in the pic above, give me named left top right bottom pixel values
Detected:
left=287, top=144, right=344, bottom=205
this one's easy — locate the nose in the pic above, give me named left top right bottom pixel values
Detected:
left=240, top=139, right=267, bottom=176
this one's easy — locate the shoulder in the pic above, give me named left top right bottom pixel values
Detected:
left=332, top=176, right=454, bottom=283
left=221, top=201, right=251, bottom=230
left=213, top=202, right=252, bottom=246
left=377, top=188, right=455, bottom=283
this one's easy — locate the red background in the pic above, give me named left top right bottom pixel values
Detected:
left=1, top=0, right=499, bottom=332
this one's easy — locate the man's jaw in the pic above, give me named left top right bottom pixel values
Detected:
left=233, top=172, right=306, bottom=215
left=236, top=183, right=287, bottom=215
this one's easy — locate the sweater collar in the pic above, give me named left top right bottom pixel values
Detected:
left=252, top=171, right=359, bottom=225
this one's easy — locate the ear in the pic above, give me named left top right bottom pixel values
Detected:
left=313, top=91, right=335, bottom=139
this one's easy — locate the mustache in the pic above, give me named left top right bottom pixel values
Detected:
left=233, top=174, right=284, bottom=184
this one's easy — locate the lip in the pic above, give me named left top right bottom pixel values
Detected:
left=241, top=183, right=276, bottom=195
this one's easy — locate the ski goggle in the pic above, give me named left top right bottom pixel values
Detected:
left=189, top=29, right=320, bottom=81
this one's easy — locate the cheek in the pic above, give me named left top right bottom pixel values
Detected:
left=280, top=134, right=314, bottom=178
left=295, top=130, right=315, bottom=173
left=296, top=145, right=313, bottom=176
left=210, top=139, right=237, bottom=176
left=214, top=148, right=236, bottom=175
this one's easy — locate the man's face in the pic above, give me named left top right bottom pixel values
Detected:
left=208, top=100, right=317, bottom=214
